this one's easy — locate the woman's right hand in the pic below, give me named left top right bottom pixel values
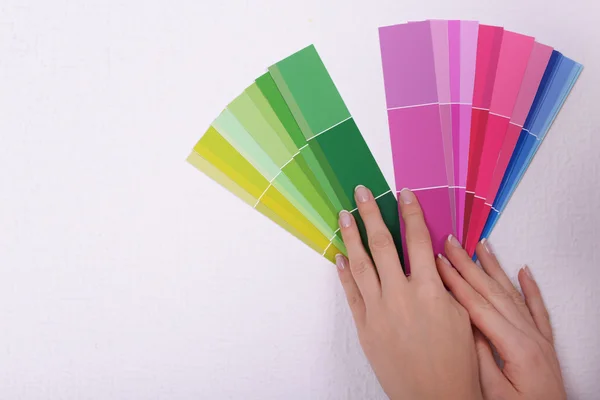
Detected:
left=436, top=236, right=566, bottom=400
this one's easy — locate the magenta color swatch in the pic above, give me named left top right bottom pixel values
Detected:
left=380, top=20, right=454, bottom=266
left=431, top=19, right=456, bottom=234
left=380, top=22, right=439, bottom=108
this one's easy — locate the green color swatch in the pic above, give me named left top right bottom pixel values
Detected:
left=187, top=45, right=404, bottom=266
left=269, top=45, right=403, bottom=263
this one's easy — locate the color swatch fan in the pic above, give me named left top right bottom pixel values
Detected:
left=188, top=46, right=403, bottom=264
left=188, top=21, right=582, bottom=270
left=379, top=20, right=582, bottom=266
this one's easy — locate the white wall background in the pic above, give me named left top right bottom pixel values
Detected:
left=1, top=0, right=599, bottom=398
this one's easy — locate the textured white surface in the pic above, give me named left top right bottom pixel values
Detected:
left=1, top=0, right=599, bottom=398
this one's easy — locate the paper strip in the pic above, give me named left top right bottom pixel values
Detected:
left=451, top=20, right=479, bottom=242
left=380, top=21, right=453, bottom=266
left=188, top=127, right=343, bottom=262
left=466, top=42, right=552, bottom=251
left=463, top=31, right=536, bottom=254
left=481, top=51, right=583, bottom=240
left=431, top=19, right=457, bottom=235
left=462, top=24, right=504, bottom=243
left=269, top=45, right=403, bottom=265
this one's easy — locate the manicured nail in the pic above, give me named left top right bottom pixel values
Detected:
left=481, top=238, right=494, bottom=254
left=335, top=254, right=347, bottom=270
left=437, top=253, right=451, bottom=265
left=339, top=210, right=352, bottom=228
left=448, top=234, right=461, bottom=248
left=524, top=265, right=534, bottom=280
left=399, top=188, right=414, bottom=204
left=355, top=185, right=371, bottom=203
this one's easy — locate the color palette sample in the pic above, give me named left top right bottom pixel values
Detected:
left=188, top=45, right=403, bottom=265
left=188, top=21, right=581, bottom=268
left=379, top=20, right=582, bottom=260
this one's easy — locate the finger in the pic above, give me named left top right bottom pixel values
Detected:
left=398, top=189, right=442, bottom=286
left=354, top=185, right=406, bottom=292
left=518, top=266, right=554, bottom=344
left=476, top=240, right=535, bottom=326
left=436, top=254, right=521, bottom=357
left=338, top=210, right=381, bottom=304
left=473, top=328, right=515, bottom=399
left=335, top=254, right=366, bottom=326
left=446, top=235, right=534, bottom=334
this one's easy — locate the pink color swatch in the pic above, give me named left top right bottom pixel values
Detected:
left=431, top=20, right=457, bottom=235
left=380, top=21, right=454, bottom=267
left=463, top=25, right=504, bottom=244
left=465, top=42, right=553, bottom=253
left=451, top=20, right=479, bottom=242
left=464, top=31, right=535, bottom=254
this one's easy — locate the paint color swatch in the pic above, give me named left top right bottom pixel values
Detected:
left=188, top=21, right=581, bottom=268
left=188, top=45, right=403, bottom=265
left=379, top=20, right=581, bottom=260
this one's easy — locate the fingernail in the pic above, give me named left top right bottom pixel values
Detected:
left=399, top=188, right=414, bottom=204
left=355, top=185, right=371, bottom=203
left=524, top=265, right=534, bottom=280
left=481, top=238, right=494, bottom=254
left=437, top=253, right=451, bottom=265
left=339, top=210, right=352, bottom=228
left=335, top=254, right=347, bottom=270
left=448, top=234, right=461, bottom=248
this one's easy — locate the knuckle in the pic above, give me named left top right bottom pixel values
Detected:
left=417, top=282, right=445, bottom=302
left=402, top=207, right=424, bottom=220
left=360, top=202, right=380, bottom=218
left=350, top=258, right=372, bottom=277
left=407, top=233, right=431, bottom=247
left=368, top=231, right=393, bottom=250
left=470, top=297, right=494, bottom=321
left=339, top=271, right=354, bottom=285
left=343, top=232, right=363, bottom=249
left=487, top=278, right=508, bottom=298
left=347, top=294, right=362, bottom=309
left=520, top=340, right=545, bottom=365
left=510, top=288, right=527, bottom=307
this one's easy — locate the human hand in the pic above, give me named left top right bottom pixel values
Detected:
left=437, top=236, right=566, bottom=400
left=335, top=186, right=482, bottom=400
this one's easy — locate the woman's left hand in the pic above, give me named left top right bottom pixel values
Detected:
left=335, top=186, right=483, bottom=400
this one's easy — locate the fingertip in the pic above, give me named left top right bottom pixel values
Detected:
left=481, top=238, right=494, bottom=254
left=335, top=253, right=348, bottom=272
left=399, top=188, right=415, bottom=205
left=523, top=265, right=534, bottom=280
left=435, top=254, right=453, bottom=285
left=437, top=253, right=451, bottom=266
left=474, top=240, right=486, bottom=260
left=354, top=185, right=372, bottom=203
left=447, top=234, right=462, bottom=248
left=518, top=265, right=539, bottom=294
left=518, top=265, right=532, bottom=283
left=338, top=210, right=353, bottom=229
left=436, top=253, right=457, bottom=283
left=444, top=234, right=478, bottom=272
